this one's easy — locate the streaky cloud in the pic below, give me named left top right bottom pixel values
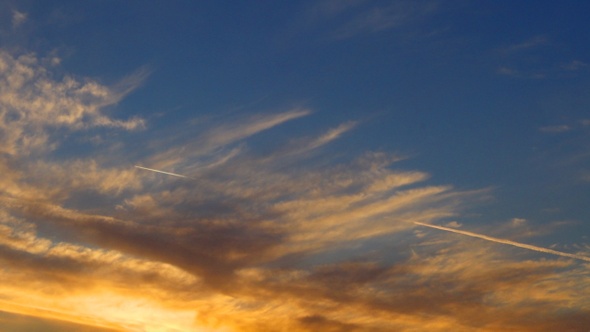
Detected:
left=307, top=121, right=356, bottom=150
left=142, top=108, right=311, bottom=172
left=499, top=35, right=548, bottom=54
left=414, top=221, right=590, bottom=263
left=331, top=0, right=439, bottom=39
left=539, top=124, right=571, bottom=133
left=204, top=108, right=311, bottom=148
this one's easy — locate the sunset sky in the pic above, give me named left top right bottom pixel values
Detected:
left=1, top=1, right=590, bottom=331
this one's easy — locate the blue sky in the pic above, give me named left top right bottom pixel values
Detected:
left=0, top=1, right=589, bottom=331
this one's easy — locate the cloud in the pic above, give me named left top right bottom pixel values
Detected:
left=561, top=60, right=588, bottom=71
left=496, top=66, right=546, bottom=79
left=538, top=119, right=590, bottom=135
left=497, top=66, right=518, bottom=76
left=445, top=220, right=462, bottom=228
left=338, top=1, right=438, bottom=39
left=306, top=121, right=356, bottom=150
left=539, top=124, right=571, bottom=133
left=298, top=314, right=361, bottom=332
left=141, top=108, right=310, bottom=173
left=496, top=37, right=589, bottom=79
left=511, top=217, right=527, bottom=226
left=0, top=310, right=118, bottom=332
left=204, top=109, right=310, bottom=148
left=11, top=10, right=27, bottom=28
left=498, top=36, right=548, bottom=54
left=1, top=48, right=589, bottom=331
left=225, top=239, right=590, bottom=331
left=307, top=0, right=439, bottom=39
left=0, top=51, right=146, bottom=157
left=0, top=217, right=200, bottom=331
left=309, top=0, right=369, bottom=18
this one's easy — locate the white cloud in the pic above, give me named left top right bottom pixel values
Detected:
left=0, top=51, right=146, bottom=156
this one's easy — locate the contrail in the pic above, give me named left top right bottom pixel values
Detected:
left=414, top=221, right=590, bottom=263
left=134, top=165, right=191, bottom=179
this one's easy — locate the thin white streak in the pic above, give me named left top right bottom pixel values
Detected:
left=205, top=109, right=311, bottom=147
left=204, top=147, right=241, bottom=169
left=134, top=165, right=191, bottom=179
left=307, top=121, right=356, bottom=150
left=414, top=221, right=590, bottom=263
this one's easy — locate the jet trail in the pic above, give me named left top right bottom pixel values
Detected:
left=414, top=221, right=590, bottom=263
left=134, top=165, right=191, bottom=179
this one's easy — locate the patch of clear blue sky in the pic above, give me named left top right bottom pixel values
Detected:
left=8, top=0, right=590, bottom=234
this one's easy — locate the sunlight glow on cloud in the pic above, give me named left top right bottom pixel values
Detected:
left=0, top=51, right=145, bottom=156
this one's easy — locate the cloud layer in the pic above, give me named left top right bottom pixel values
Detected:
left=0, top=50, right=589, bottom=331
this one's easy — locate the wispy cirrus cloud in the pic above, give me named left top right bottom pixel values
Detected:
left=497, top=35, right=548, bottom=54
left=538, top=117, right=590, bottom=135
left=139, top=108, right=310, bottom=175
left=539, top=124, right=572, bottom=133
left=308, top=0, right=369, bottom=17
left=561, top=59, right=589, bottom=71
left=306, top=0, right=439, bottom=40
left=496, top=36, right=589, bottom=79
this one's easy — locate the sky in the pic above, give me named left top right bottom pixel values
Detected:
left=0, top=1, right=589, bottom=331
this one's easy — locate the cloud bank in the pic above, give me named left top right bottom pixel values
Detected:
left=0, top=50, right=589, bottom=331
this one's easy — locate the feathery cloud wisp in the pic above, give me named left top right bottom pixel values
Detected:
left=307, top=0, right=439, bottom=40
